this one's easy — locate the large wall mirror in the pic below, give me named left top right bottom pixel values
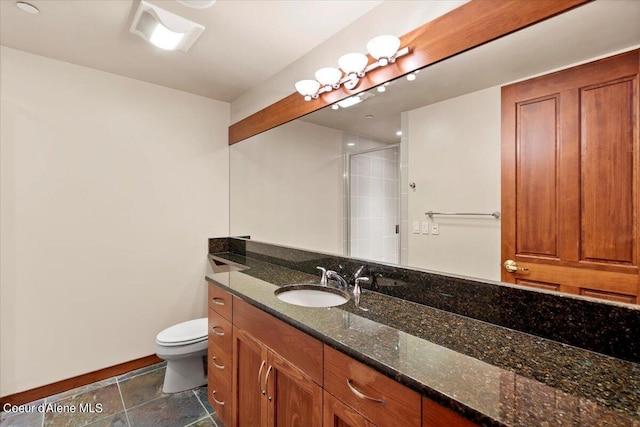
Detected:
left=230, top=1, right=639, bottom=287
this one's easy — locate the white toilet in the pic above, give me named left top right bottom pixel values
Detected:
left=155, top=318, right=208, bottom=393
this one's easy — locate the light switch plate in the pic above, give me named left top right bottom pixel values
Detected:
left=421, top=222, right=429, bottom=234
left=412, top=221, right=420, bottom=234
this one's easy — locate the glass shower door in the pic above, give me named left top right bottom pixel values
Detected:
left=348, top=146, right=399, bottom=264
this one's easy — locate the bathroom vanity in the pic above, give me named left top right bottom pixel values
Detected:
left=205, top=238, right=640, bottom=427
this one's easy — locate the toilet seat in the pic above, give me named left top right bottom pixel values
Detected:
left=156, top=318, right=207, bottom=347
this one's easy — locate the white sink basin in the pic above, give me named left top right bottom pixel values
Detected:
left=274, top=284, right=349, bottom=308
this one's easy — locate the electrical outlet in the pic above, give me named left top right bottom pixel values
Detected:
left=431, top=223, right=439, bottom=235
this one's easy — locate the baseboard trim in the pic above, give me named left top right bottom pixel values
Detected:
left=0, top=354, right=162, bottom=407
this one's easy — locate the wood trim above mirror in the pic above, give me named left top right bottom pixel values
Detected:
left=228, top=0, right=592, bottom=145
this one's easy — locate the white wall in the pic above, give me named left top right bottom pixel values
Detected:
left=0, top=47, right=230, bottom=396
left=229, top=120, right=343, bottom=254
left=407, top=87, right=501, bottom=280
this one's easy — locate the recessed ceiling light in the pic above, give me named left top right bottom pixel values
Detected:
left=365, top=115, right=373, bottom=119
left=16, top=1, right=39, bottom=14
left=396, top=131, right=402, bottom=136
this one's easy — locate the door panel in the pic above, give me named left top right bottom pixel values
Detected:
left=269, top=351, right=322, bottom=427
left=323, top=391, right=377, bottom=427
left=234, top=327, right=268, bottom=427
left=581, top=78, right=635, bottom=264
left=516, top=96, right=560, bottom=257
left=502, top=49, right=639, bottom=302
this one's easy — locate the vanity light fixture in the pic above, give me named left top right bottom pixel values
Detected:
left=315, top=67, right=343, bottom=91
left=130, top=1, right=205, bottom=52
left=295, top=35, right=408, bottom=101
left=367, top=35, right=401, bottom=66
left=338, top=53, right=369, bottom=89
left=295, top=80, right=321, bottom=101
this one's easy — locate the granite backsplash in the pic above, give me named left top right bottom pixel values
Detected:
left=209, top=237, right=640, bottom=364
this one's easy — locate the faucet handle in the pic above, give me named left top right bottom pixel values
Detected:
left=354, top=277, right=370, bottom=295
left=316, top=266, right=328, bottom=286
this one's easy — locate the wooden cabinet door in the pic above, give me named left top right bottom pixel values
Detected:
left=234, top=326, right=322, bottom=427
left=234, top=327, right=269, bottom=427
left=323, top=391, right=377, bottom=427
left=267, top=351, right=323, bottom=427
left=501, top=49, right=640, bottom=302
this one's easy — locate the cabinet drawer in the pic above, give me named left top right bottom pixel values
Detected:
left=233, top=297, right=323, bottom=385
left=207, top=369, right=232, bottom=427
left=208, top=344, right=232, bottom=391
left=208, top=283, right=233, bottom=321
left=324, top=345, right=421, bottom=427
left=208, top=309, right=232, bottom=356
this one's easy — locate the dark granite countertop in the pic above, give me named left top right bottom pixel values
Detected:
left=206, top=252, right=640, bottom=427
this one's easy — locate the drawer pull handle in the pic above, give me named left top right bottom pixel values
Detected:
left=211, top=326, right=225, bottom=336
left=258, top=360, right=266, bottom=395
left=211, top=390, right=225, bottom=406
left=212, top=297, right=226, bottom=306
left=264, top=365, right=273, bottom=401
left=346, top=379, right=385, bottom=404
left=212, top=356, right=225, bottom=370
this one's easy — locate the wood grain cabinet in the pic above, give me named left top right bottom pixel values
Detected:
left=324, top=345, right=421, bottom=427
left=207, top=283, right=234, bottom=426
left=324, top=391, right=377, bottom=427
left=422, top=397, right=479, bottom=427
left=207, top=282, right=480, bottom=427
left=232, top=297, right=323, bottom=427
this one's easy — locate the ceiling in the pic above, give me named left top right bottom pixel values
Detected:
left=0, top=0, right=382, bottom=102
left=302, top=0, right=640, bottom=143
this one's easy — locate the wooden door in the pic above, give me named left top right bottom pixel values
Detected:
left=501, top=49, right=639, bottom=303
left=323, top=391, right=377, bottom=427
left=234, top=327, right=269, bottom=427
left=267, top=351, right=323, bottom=427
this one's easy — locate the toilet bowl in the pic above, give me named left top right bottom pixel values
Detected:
left=155, top=318, right=208, bottom=393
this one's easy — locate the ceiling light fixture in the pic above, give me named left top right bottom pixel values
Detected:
left=295, top=35, right=408, bottom=101
left=367, top=35, right=401, bottom=66
left=130, top=1, right=205, bottom=52
left=16, top=1, right=39, bottom=14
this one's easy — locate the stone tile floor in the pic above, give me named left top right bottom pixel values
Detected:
left=1, top=362, right=224, bottom=427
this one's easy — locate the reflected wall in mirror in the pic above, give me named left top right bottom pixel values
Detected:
left=230, top=1, right=640, bottom=290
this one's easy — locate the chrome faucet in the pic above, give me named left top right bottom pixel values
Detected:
left=326, top=270, right=349, bottom=289
left=316, top=266, right=328, bottom=286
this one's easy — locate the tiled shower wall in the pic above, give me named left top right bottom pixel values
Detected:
left=344, top=134, right=399, bottom=264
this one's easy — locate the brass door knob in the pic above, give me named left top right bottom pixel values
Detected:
left=504, top=260, right=528, bottom=273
